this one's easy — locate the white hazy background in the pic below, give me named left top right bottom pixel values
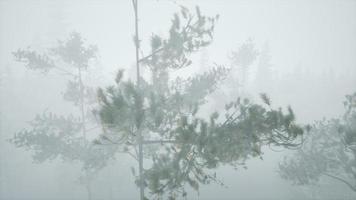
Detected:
left=1, top=0, right=356, bottom=199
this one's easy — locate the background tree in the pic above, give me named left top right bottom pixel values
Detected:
left=228, top=38, right=259, bottom=97
left=95, top=2, right=304, bottom=200
left=279, top=93, right=356, bottom=193
left=10, top=33, right=117, bottom=200
left=255, top=42, right=274, bottom=94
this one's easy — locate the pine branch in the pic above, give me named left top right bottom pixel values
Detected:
left=323, top=173, right=356, bottom=192
left=142, top=140, right=178, bottom=145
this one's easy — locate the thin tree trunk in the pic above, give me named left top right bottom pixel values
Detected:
left=132, top=0, right=145, bottom=199
left=86, top=179, right=92, bottom=200
left=78, top=68, right=86, bottom=139
left=78, top=68, right=93, bottom=200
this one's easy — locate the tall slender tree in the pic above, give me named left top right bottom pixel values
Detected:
left=10, top=33, right=117, bottom=200
left=95, top=2, right=304, bottom=199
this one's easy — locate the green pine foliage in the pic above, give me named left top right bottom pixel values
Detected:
left=96, top=6, right=304, bottom=199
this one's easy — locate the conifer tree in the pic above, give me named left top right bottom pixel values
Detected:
left=255, top=42, right=274, bottom=93
left=95, top=1, right=304, bottom=199
left=279, top=93, right=356, bottom=193
left=10, top=33, right=116, bottom=200
left=228, top=39, right=259, bottom=96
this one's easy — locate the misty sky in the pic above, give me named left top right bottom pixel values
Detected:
left=1, top=0, right=356, bottom=199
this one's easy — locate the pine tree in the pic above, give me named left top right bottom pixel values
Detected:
left=228, top=38, right=259, bottom=97
left=279, top=92, right=356, bottom=193
left=255, top=42, right=274, bottom=93
left=10, top=32, right=116, bottom=200
left=95, top=2, right=304, bottom=199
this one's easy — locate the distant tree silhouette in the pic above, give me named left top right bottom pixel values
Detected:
left=255, top=42, right=274, bottom=93
left=228, top=38, right=259, bottom=96
left=10, top=33, right=116, bottom=200
left=279, top=93, right=356, bottom=193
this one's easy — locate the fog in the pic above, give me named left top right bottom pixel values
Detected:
left=1, top=0, right=356, bottom=199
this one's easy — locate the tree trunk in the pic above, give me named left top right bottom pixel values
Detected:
left=78, top=67, right=93, bottom=200
left=132, top=0, right=145, bottom=199
left=86, top=181, right=92, bottom=200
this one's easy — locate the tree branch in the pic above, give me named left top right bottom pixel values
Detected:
left=53, top=66, right=77, bottom=77
left=138, top=47, right=164, bottom=63
left=323, top=173, right=356, bottom=192
left=142, top=139, right=178, bottom=145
